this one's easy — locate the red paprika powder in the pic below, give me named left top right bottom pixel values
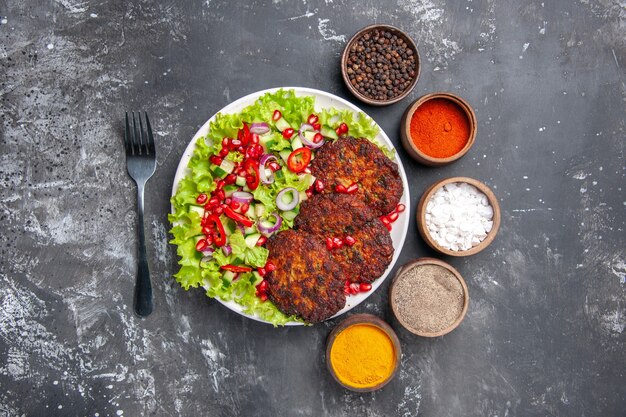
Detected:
left=409, top=98, right=470, bottom=158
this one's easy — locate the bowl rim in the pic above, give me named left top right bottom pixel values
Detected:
left=417, top=176, right=501, bottom=256
left=401, top=92, right=477, bottom=165
left=341, top=24, right=421, bottom=106
left=325, top=313, right=402, bottom=392
left=389, top=257, right=469, bottom=337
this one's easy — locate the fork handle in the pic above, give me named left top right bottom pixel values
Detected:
left=134, top=182, right=153, bottom=317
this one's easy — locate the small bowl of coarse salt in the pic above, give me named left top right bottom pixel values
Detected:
left=417, top=177, right=501, bottom=256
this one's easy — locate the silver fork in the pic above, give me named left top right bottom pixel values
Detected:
left=124, top=112, right=156, bottom=317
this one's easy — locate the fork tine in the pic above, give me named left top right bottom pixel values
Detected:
left=138, top=112, right=146, bottom=156
left=132, top=111, right=140, bottom=155
left=144, top=112, right=155, bottom=156
left=124, top=112, right=132, bottom=155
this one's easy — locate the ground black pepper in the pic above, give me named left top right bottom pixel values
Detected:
left=345, top=28, right=417, bottom=101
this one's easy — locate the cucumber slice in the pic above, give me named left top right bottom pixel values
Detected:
left=188, top=204, right=205, bottom=217
left=246, top=203, right=257, bottom=219
left=244, top=225, right=257, bottom=235
left=303, top=131, right=317, bottom=142
left=231, top=255, right=245, bottom=265
left=235, top=176, right=247, bottom=187
left=275, top=169, right=285, bottom=180
left=255, top=203, right=266, bottom=218
left=222, top=217, right=237, bottom=235
left=321, top=126, right=339, bottom=140
left=211, top=166, right=228, bottom=178
left=282, top=210, right=299, bottom=221
left=244, top=233, right=262, bottom=249
left=279, top=150, right=291, bottom=164
left=220, top=159, right=236, bottom=174
left=275, top=117, right=291, bottom=132
left=223, top=184, right=239, bottom=197
left=222, top=270, right=236, bottom=282
left=291, top=136, right=303, bottom=150
left=250, top=271, right=263, bottom=286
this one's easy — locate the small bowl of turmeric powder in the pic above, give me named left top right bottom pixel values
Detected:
left=400, top=92, right=477, bottom=166
left=326, top=314, right=401, bottom=392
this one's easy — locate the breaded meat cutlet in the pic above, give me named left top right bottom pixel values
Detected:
left=331, top=220, right=394, bottom=283
left=310, top=136, right=403, bottom=216
left=265, top=230, right=345, bottom=323
left=295, top=193, right=377, bottom=236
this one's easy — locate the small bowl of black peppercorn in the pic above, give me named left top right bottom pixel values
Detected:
left=341, top=24, right=420, bottom=106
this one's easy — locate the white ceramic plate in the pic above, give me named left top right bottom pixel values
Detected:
left=171, top=87, right=410, bottom=325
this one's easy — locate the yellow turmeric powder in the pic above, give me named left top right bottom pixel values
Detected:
left=329, top=324, right=396, bottom=388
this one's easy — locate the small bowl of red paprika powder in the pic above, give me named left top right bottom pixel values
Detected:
left=400, top=92, right=477, bottom=166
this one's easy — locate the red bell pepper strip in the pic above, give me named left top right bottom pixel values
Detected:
left=287, top=147, right=312, bottom=173
left=224, top=206, right=254, bottom=228
left=205, top=214, right=226, bottom=247
left=221, top=264, right=252, bottom=273
left=243, top=159, right=260, bottom=190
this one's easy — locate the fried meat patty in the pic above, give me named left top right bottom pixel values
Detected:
left=265, top=230, right=345, bottom=323
left=310, top=136, right=403, bottom=216
left=331, top=220, right=394, bottom=283
left=295, top=193, right=377, bottom=236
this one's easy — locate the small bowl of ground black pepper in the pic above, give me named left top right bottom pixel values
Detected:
left=341, top=24, right=420, bottom=106
left=400, top=92, right=477, bottom=166
left=390, top=258, right=469, bottom=337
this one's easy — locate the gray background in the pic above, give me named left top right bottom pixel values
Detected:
left=1, top=0, right=625, bottom=416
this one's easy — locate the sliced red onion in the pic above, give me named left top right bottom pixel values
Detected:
left=250, top=122, right=270, bottom=135
left=259, top=154, right=278, bottom=185
left=232, top=191, right=253, bottom=204
left=222, top=245, right=232, bottom=256
left=257, top=212, right=282, bottom=236
left=298, top=123, right=325, bottom=149
left=276, top=187, right=299, bottom=211
left=201, top=247, right=215, bottom=258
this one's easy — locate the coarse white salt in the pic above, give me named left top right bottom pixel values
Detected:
left=425, top=182, right=493, bottom=251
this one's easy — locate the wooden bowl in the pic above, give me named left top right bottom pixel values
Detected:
left=400, top=92, right=477, bottom=166
left=326, top=314, right=401, bottom=392
left=390, top=258, right=469, bottom=337
left=417, top=177, right=501, bottom=256
left=341, top=24, right=420, bottom=106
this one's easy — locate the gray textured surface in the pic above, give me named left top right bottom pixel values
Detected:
left=1, top=0, right=625, bottom=416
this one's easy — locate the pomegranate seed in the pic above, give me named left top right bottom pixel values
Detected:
left=344, top=287, right=351, bottom=295
left=349, top=283, right=360, bottom=295
left=219, top=148, right=229, bottom=157
left=307, top=114, right=319, bottom=125
left=282, top=128, right=295, bottom=139
left=240, top=203, right=249, bottom=213
left=224, top=198, right=232, bottom=205
left=208, top=197, right=220, bottom=208
left=195, top=239, right=208, bottom=252
left=260, top=293, right=268, bottom=302
left=338, top=123, right=349, bottom=135
left=332, top=237, right=344, bottom=249
left=313, top=132, right=323, bottom=143
left=388, top=212, right=399, bottom=222
left=205, top=235, right=213, bottom=245
left=202, top=226, right=212, bottom=236
left=231, top=139, right=242, bottom=147
left=222, top=137, right=229, bottom=147
left=237, top=146, right=244, bottom=153
left=315, top=180, right=325, bottom=193
left=326, top=237, right=334, bottom=250
left=335, top=184, right=347, bottom=193
left=209, top=155, right=222, bottom=166
left=224, top=174, right=236, bottom=185
left=381, top=216, right=390, bottom=225
left=346, top=183, right=359, bottom=194
left=396, top=203, right=406, bottom=213
left=384, top=223, right=392, bottom=231
left=359, top=283, right=372, bottom=292
left=344, top=235, right=356, bottom=246
left=257, top=267, right=266, bottom=277
left=272, top=110, right=282, bottom=121
left=216, top=190, right=225, bottom=201
left=251, top=133, right=260, bottom=144
left=335, top=127, right=342, bottom=136
left=265, top=262, right=276, bottom=272
left=256, top=236, right=267, bottom=246
left=196, top=193, right=208, bottom=204
left=215, top=179, right=225, bottom=190
left=312, top=122, right=321, bottom=131
left=214, top=206, right=224, bottom=215
left=230, top=201, right=240, bottom=209
left=305, top=189, right=313, bottom=198
left=258, top=280, right=268, bottom=291
left=268, top=161, right=281, bottom=172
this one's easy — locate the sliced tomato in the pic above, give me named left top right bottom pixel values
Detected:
left=287, top=148, right=312, bottom=173
left=224, top=206, right=254, bottom=227
left=221, top=264, right=252, bottom=273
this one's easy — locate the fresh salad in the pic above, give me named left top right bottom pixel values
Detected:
left=169, top=89, right=394, bottom=326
